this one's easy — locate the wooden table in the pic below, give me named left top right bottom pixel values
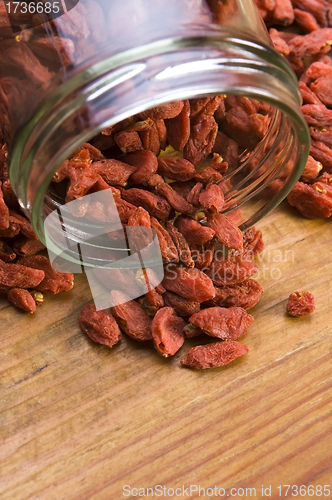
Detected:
left=0, top=201, right=331, bottom=500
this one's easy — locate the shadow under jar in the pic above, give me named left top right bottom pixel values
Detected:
left=0, top=0, right=310, bottom=268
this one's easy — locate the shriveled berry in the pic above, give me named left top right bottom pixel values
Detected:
left=286, top=291, right=315, bottom=317
left=152, top=307, right=185, bottom=357
left=79, top=304, right=121, bottom=347
left=181, top=341, right=249, bottom=369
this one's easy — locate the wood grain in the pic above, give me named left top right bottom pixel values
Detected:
left=0, top=202, right=331, bottom=500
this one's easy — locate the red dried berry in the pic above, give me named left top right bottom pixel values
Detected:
left=17, top=255, right=74, bottom=294
left=287, top=181, right=332, bottom=218
left=206, top=280, right=263, bottom=310
left=157, top=157, right=196, bottom=181
left=207, top=211, right=243, bottom=251
left=152, top=307, right=185, bottom=357
left=189, top=306, right=254, bottom=340
left=174, top=214, right=215, bottom=245
left=162, top=264, right=216, bottom=302
left=286, top=291, right=315, bottom=317
left=110, top=290, right=152, bottom=341
left=199, top=184, right=225, bottom=212
left=163, top=291, right=200, bottom=317
left=181, top=341, right=249, bottom=369
left=7, top=288, right=37, bottom=313
left=205, top=257, right=258, bottom=286
left=0, top=259, right=45, bottom=290
left=79, top=304, right=121, bottom=347
left=166, top=223, right=194, bottom=268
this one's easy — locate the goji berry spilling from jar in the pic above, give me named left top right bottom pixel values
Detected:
left=1, top=0, right=331, bottom=368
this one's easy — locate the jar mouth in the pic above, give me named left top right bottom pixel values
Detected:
left=10, top=31, right=310, bottom=265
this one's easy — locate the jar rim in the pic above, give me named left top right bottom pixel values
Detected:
left=10, top=31, right=310, bottom=251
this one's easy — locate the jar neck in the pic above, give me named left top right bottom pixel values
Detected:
left=10, top=29, right=310, bottom=243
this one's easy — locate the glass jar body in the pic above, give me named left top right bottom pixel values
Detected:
left=0, top=0, right=310, bottom=254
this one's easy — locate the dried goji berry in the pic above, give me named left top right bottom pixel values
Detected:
left=17, top=255, right=74, bottom=294
left=207, top=211, right=243, bottom=251
left=186, top=182, right=203, bottom=206
left=288, top=28, right=332, bottom=58
left=79, top=304, right=121, bottom=347
left=155, top=180, right=196, bottom=216
left=0, top=217, right=21, bottom=238
left=302, top=104, right=332, bottom=128
left=72, top=142, right=105, bottom=161
left=54, top=159, right=109, bottom=205
left=145, top=288, right=164, bottom=308
left=110, top=290, right=152, bottom=341
left=213, top=131, right=240, bottom=165
left=272, top=0, right=294, bottom=26
left=287, top=181, right=332, bottom=218
left=157, top=157, right=196, bottom=181
left=9, top=210, right=38, bottom=240
left=310, top=75, right=332, bottom=108
left=184, top=115, right=218, bottom=167
left=140, top=121, right=161, bottom=155
left=181, top=341, right=249, bottom=369
left=310, top=128, right=332, bottom=150
left=0, top=144, right=9, bottom=182
left=126, top=118, right=154, bottom=133
left=183, top=323, right=203, bottom=338
left=191, top=241, right=216, bottom=270
left=300, top=155, right=323, bottom=182
left=122, top=150, right=158, bottom=183
left=190, top=96, right=223, bottom=118
left=195, top=166, right=223, bottom=184
left=221, top=106, right=267, bottom=148
left=205, top=257, right=258, bottom=286
left=155, top=119, right=167, bottom=150
left=166, top=223, right=194, bottom=268
left=91, top=159, right=137, bottom=186
left=135, top=267, right=166, bottom=295
left=310, top=140, right=332, bottom=172
left=293, top=8, right=320, bottom=32
left=162, top=264, right=216, bottom=302
left=209, top=154, right=228, bottom=174
left=286, top=291, right=315, bottom=317
left=121, top=188, right=171, bottom=222
left=189, top=306, right=253, bottom=340
left=7, top=288, right=37, bottom=313
left=199, top=183, right=225, bottom=212
left=174, top=214, right=215, bottom=245
left=0, top=259, right=45, bottom=290
left=170, top=180, right=196, bottom=200
left=114, top=130, right=143, bottom=153
left=306, top=61, right=332, bottom=81
left=163, top=291, right=200, bottom=317
left=205, top=280, right=263, bottom=310
left=150, top=217, right=179, bottom=263
left=152, top=307, right=185, bottom=357
left=165, top=99, right=190, bottom=151
left=127, top=206, right=154, bottom=255
left=299, top=81, right=323, bottom=106
left=242, top=226, right=265, bottom=258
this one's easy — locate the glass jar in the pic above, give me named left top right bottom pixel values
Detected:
left=0, top=0, right=310, bottom=267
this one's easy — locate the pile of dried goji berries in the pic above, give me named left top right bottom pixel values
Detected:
left=74, top=99, right=266, bottom=369
left=258, top=0, right=332, bottom=217
left=1, top=0, right=331, bottom=368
